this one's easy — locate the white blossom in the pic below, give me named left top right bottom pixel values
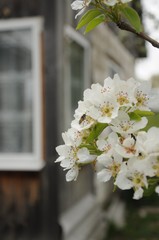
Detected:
left=136, top=127, right=159, bottom=157
left=62, top=128, right=83, bottom=146
left=56, top=145, right=96, bottom=181
left=97, top=131, right=118, bottom=157
left=128, top=156, right=156, bottom=178
left=71, top=0, right=91, bottom=18
left=115, top=135, right=138, bottom=158
left=71, top=101, right=96, bottom=130
left=97, top=152, right=123, bottom=182
left=134, top=80, right=151, bottom=111
left=66, top=165, right=79, bottom=182
left=110, top=111, right=148, bottom=134
left=56, top=73, right=159, bottom=199
left=114, top=75, right=137, bottom=107
left=115, top=164, right=148, bottom=200
left=87, top=93, right=119, bottom=123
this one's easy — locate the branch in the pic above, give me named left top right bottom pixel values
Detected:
left=117, top=21, right=159, bottom=49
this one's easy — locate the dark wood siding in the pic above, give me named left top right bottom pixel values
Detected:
left=0, top=0, right=62, bottom=239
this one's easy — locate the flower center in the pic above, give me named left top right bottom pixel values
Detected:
left=101, top=103, right=114, bottom=117
left=109, top=162, right=121, bottom=177
left=132, top=172, right=145, bottom=188
left=117, top=92, right=129, bottom=105
left=125, top=145, right=136, bottom=155
left=136, top=91, right=148, bottom=107
left=120, top=121, right=131, bottom=132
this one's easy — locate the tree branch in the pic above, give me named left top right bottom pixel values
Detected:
left=117, top=21, right=159, bottom=49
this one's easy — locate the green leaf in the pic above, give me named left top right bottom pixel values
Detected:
left=144, top=177, right=159, bottom=197
left=76, top=9, right=102, bottom=30
left=143, top=113, right=159, bottom=131
left=120, top=6, right=142, bottom=33
left=128, top=112, right=141, bottom=122
left=144, top=184, right=157, bottom=197
left=84, top=14, right=105, bottom=34
left=134, top=110, right=155, bottom=117
left=86, top=122, right=108, bottom=143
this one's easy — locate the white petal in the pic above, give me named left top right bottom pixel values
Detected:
left=87, top=106, right=101, bottom=120
left=96, top=139, right=108, bottom=151
left=66, top=166, right=79, bottom=182
left=97, top=169, right=112, bottom=182
left=131, top=117, right=148, bottom=132
left=77, top=148, right=96, bottom=164
left=115, top=172, right=133, bottom=190
left=133, top=188, right=144, bottom=200
left=75, top=8, right=85, bottom=18
left=56, top=145, right=71, bottom=157
left=97, top=154, right=113, bottom=167
left=113, top=152, right=123, bottom=164
left=103, top=0, right=118, bottom=6
left=55, top=156, right=65, bottom=163
left=123, top=137, right=135, bottom=148
left=98, top=126, right=112, bottom=140
left=60, top=158, right=74, bottom=169
left=103, top=76, right=115, bottom=93
left=71, top=1, right=84, bottom=10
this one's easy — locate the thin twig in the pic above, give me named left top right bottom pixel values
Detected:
left=117, top=21, right=159, bottom=49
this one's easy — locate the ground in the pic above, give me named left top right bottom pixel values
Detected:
left=104, top=191, right=159, bottom=240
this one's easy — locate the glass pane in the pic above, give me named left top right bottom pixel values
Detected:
left=70, top=41, right=84, bottom=116
left=0, top=28, right=33, bottom=153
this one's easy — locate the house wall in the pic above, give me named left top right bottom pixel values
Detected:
left=91, top=25, right=134, bottom=83
left=0, top=1, right=135, bottom=240
left=0, top=0, right=61, bottom=240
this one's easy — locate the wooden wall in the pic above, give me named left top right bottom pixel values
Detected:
left=0, top=0, right=62, bottom=239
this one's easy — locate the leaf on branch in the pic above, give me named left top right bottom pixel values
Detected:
left=119, top=6, right=142, bottom=33
left=76, top=9, right=102, bottom=30
left=134, top=110, right=155, bottom=117
left=144, top=178, right=158, bottom=197
left=143, top=113, right=159, bottom=131
left=84, top=14, right=106, bottom=34
left=128, top=112, right=141, bottom=122
left=86, top=122, right=108, bottom=143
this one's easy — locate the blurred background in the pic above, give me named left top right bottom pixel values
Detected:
left=0, top=0, right=158, bottom=240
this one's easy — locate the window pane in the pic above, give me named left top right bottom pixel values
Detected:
left=70, top=41, right=84, bottom=116
left=0, top=28, right=33, bottom=153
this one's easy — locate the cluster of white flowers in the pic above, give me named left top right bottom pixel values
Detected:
left=71, top=0, right=132, bottom=18
left=56, top=74, right=159, bottom=200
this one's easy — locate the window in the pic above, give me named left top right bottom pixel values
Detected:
left=63, top=25, right=91, bottom=129
left=0, top=17, right=44, bottom=170
left=59, top=25, right=93, bottom=213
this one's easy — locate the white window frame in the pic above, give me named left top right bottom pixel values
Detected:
left=0, top=17, right=45, bottom=171
left=63, top=25, right=91, bottom=129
